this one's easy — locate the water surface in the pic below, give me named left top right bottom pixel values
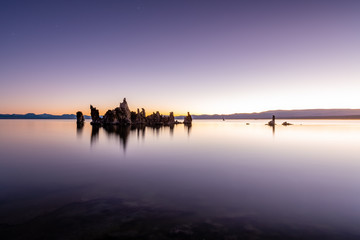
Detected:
left=1, top=119, right=360, bottom=239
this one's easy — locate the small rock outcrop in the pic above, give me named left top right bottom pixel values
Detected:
left=161, top=112, right=175, bottom=126
left=76, top=111, right=85, bottom=124
left=282, top=121, right=293, bottom=126
left=90, top=105, right=102, bottom=125
left=135, top=108, right=146, bottom=125
left=267, top=115, right=275, bottom=126
left=119, top=98, right=132, bottom=125
left=184, top=112, right=192, bottom=125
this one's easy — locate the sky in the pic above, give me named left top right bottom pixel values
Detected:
left=1, top=0, right=360, bottom=115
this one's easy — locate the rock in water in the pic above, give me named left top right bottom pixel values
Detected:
left=184, top=112, right=192, bottom=125
left=141, top=108, right=146, bottom=119
left=89, top=99, right=183, bottom=127
left=76, top=111, right=85, bottom=124
left=162, top=112, right=175, bottom=126
left=267, top=115, right=275, bottom=126
left=131, top=111, right=137, bottom=123
left=119, top=98, right=132, bottom=125
left=90, top=105, right=102, bottom=125
left=135, top=108, right=146, bottom=124
left=282, top=121, right=293, bottom=126
left=169, top=112, right=175, bottom=125
left=146, top=111, right=164, bottom=126
left=155, top=111, right=161, bottom=123
left=103, top=110, right=116, bottom=124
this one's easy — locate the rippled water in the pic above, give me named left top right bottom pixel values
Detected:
left=1, top=119, right=360, bottom=238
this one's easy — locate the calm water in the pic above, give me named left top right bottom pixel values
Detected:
left=1, top=119, right=360, bottom=238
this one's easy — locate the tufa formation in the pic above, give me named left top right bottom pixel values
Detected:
left=183, top=112, right=192, bottom=125
left=88, top=98, right=191, bottom=126
left=267, top=115, right=275, bottom=126
left=90, top=105, right=102, bottom=125
left=76, top=111, right=85, bottom=124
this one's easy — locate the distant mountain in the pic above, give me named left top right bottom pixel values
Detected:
left=176, top=109, right=360, bottom=119
left=0, top=113, right=91, bottom=119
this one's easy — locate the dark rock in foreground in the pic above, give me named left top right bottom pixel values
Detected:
left=1, top=198, right=357, bottom=240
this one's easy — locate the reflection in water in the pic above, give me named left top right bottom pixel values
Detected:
left=3, top=120, right=360, bottom=239
left=170, top=125, right=174, bottom=136
left=76, top=122, right=84, bottom=138
left=154, top=125, right=160, bottom=136
left=91, top=124, right=176, bottom=151
left=90, top=125, right=100, bottom=145
left=103, top=125, right=131, bottom=151
left=185, top=123, right=192, bottom=136
left=136, top=125, right=146, bottom=140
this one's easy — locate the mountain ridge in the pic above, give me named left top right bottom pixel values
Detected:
left=0, top=113, right=91, bottom=119
left=179, top=108, right=360, bottom=119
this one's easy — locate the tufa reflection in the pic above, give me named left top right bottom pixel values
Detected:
left=76, top=111, right=85, bottom=138
left=185, top=123, right=192, bottom=136
left=136, top=125, right=146, bottom=140
left=170, top=124, right=174, bottom=136
left=103, top=125, right=131, bottom=151
left=90, top=125, right=100, bottom=145
left=76, top=122, right=84, bottom=138
left=90, top=124, right=178, bottom=151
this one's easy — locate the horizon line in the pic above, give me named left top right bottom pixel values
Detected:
left=2, top=107, right=360, bottom=117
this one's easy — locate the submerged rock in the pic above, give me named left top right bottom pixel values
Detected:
left=184, top=112, right=192, bottom=125
left=282, top=121, right=293, bottom=126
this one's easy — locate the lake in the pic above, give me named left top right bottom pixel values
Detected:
left=1, top=119, right=360, bottom=239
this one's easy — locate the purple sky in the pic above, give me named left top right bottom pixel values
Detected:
left=1, top=0, right=359, bottom=115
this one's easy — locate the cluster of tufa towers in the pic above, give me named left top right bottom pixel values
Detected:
left=77, top=98, right=192, bottom=127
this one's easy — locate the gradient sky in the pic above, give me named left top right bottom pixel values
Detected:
left=1, top=0, right=360, bottom=115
